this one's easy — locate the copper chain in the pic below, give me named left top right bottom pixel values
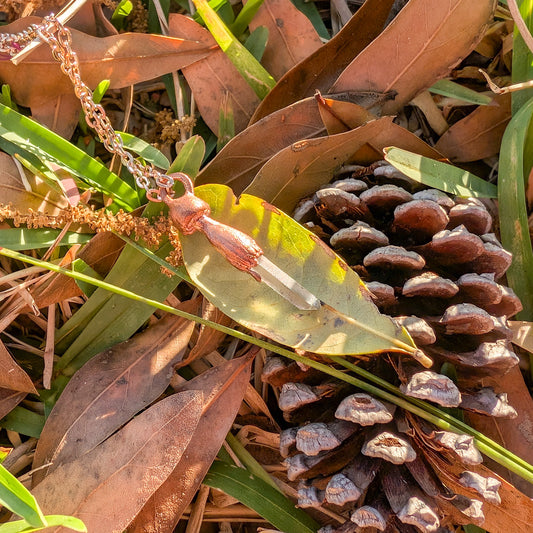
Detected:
left=0, top=15, right=177, bottom=196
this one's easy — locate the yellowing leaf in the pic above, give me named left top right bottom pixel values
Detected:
left=180, top=184, right=415, bottom=356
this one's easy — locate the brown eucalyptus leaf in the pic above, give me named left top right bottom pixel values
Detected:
left=168, top=14, right=259, bottom=135
left=464, top=366, right=533, bottom=497
left=251, top=0, right=395, bottom=122
left=0, top=17, right=212, bottom=112
left=126, top=353, right=254, bottom=533
left=195, top=96, right=325, bottom=193
left=0, top=340, right=37, bottom=394
left=317, top=96, right=377, bottom=135
left=0, top=388, right=26, bottom=420
left=434, top=93, right=511, bottom=162
left=426, top=448, right=533, bottom=533
left=0, top=152, right=69, bottom=213
left=32, top=300, right=199, bottom=485
left=31, top=390, right=203, bottom=533
left=243, top=116, right=444, bottom=212
left=30, top=93, right=82, bottom=140
left=331, top=0, right=497, bottom=114
left=247, top=0, right=322, bottom=80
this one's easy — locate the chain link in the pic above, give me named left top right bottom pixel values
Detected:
left=2, top=16, right=174, bottom=195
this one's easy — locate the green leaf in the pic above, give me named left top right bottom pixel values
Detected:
left=0, top=104, right=140, bottom=210
left=0, top=464, right=46, bottom=528
left=384, top=146, right=498, bottom=197
left=230, top=0, right=266, bottom=37
left=512, top=0, right=533, bottom=114
left=204, top=462, right=319, bottom=533
left=0, top=515, right=86, bottom=533
left=117, top=132, right=170, bottom=170
left=428, top=79, right=492, bottom=105
left=168, top=135, right=206, bottom=178
left=0, top=407, right=44, bottom=438
left=0, top=229, right=92, bottom=251
left=244, top=26, right=269, bottom=62
left=71, top=258, right=102, bottom=297
left=192, top=0, right=275, bottom=99
left=0, top=85, right=17, bottom=111
left=111, top=0, right=133, bottom=30
left=290, top=0, right=329, bottom=40
left=194, top=0, right=236, bottom=26
left=92, top=80, right=111, bottom=105
left=498, top=96, right=533, bottom=320
left=180, top=184, right=417, bottom=356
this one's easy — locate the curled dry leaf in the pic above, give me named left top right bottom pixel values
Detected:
left=0, top=340, right=37, bottom=394
left=244, top=116, right=444, bottom=213
left=0, top=388, right=26, bottom=420
left=126, top=353, right=254, bottom=533
left=0, top=17, right=213, bottom=114
left=331, top=0, right=497, bottom=114
left=196, top=96, right=325, bottom=193
left=31, top=390, right=204, bottom=533
left=435, top=93, right=511, bottom=162
left=317, top=96, right=377, bottom=135
left=32, top=300, right=199, bottom=485
left=247, top=0, right=322, bottom=80
left=168, top=14, right=260, bottom=135
left=251, top=0, right=395, bottom=122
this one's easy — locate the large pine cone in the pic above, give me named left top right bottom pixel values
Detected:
left=262, top=161, right=522, bottom=532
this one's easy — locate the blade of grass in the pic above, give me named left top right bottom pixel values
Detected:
left=192, top=0, right=275, bottom=99
left=2, top=246, right=533, bottom=483
left=511, top=0, right=533, bottom=114
left=0, top=103, right=140, bottom=209
left=0, top=464, right=46, bottom=528
left=0, top=229, right=92, bottom=251
left=429, top=79, right=492, bottom=105
left=0, top=407, right=45, bottom=438
left=499, top=96, right=533, bottom=320
left=117, top=132, right=170, bottom=170
left=168, top=135, right=206, bottom=178
left=204, top=462, right=319, bottom=533
left=0, top=515, right=86, bottom=533
left=384, top=146, right=498, bottom=197
left=229, top=0, right=266, bottom=37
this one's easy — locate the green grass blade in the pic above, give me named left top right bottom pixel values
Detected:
left=512, top=0, right=533, bottom=114
left=204, top=462, right=319, bottom=533
left=429, top=79, right=492, bottom=105
left=0, top=465, right=46, bottom=528
left=117, top=132, right=170, bottom=170
left=0, top=229, right=92, bottom=251
left=290, top=0, right=329, bottom=40
left=192, top=0, right=275, bottom=99
left=3, top=246, right=533, bottom=483
left=0, top=515, right=86, bottom=533
left=0, top=407, right=45, bottom=438
left=244, top=26, right=269, bottom=62
left=0, top=103, right=140, bottom=209
left=498, top=96, right=533, bottom=320
left=168, top=135, right=206, bottom=179
left=230, top=0, right=266, bottom=37
left=384, top=146, right=498, bottom=197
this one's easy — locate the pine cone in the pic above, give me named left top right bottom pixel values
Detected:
left=263, top=161, right=522, bottom=532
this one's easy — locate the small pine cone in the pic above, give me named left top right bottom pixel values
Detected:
left=264, top=162, right=521, bottom=532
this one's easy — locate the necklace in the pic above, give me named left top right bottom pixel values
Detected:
left=0, top=14, right=320, bottom=311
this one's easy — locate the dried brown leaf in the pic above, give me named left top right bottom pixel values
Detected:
left=195, top=96, right=325, bottom=193
left=0, top=388, right=26, bottom=420
left=32, top=300, right=199, bottom=485
left=0, top=152, right=69, bottom=213
left=251, top=0, right=395, bottom=122
left=244, top=116, right=444, bottom=212
left=0, top=17, right=212, bottom=114
left=32, top=390, right=204, bottom=533
left=247, top=0, right=322, bottom=80
left=317, top=96, right=377, bottom=135
left=331, top=0, right=497, bottom=114
left=168, top=14, right=260, bottom=135
left=464, top=366, right=533, bottom=497
left=0, top=340, right=37, bottom=394
left=126, top=353, right=254, bottom=533
left=435, top=93, right=511, bottom=162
